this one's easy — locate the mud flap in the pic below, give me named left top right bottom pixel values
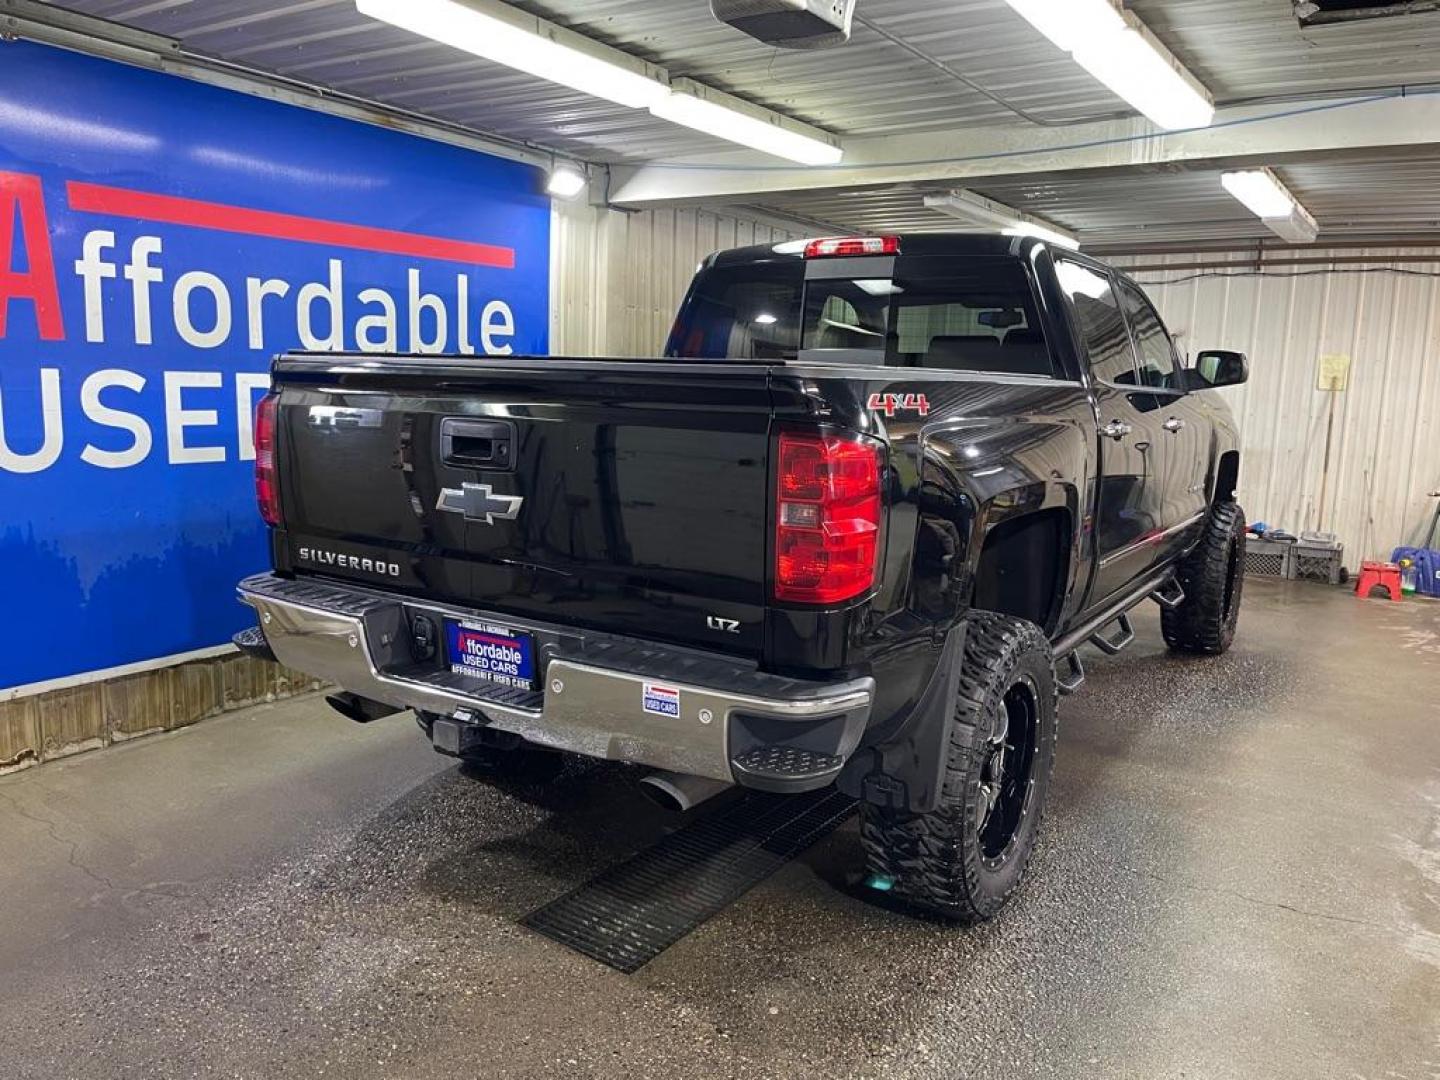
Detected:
left=836, top=621, right=967, bottom=815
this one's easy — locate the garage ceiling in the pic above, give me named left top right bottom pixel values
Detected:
left=50, top=0, right=1440, bottom=156
left=745, top=155, right=1440, bottom=247
left=36, top=0, right=1440, bottom=248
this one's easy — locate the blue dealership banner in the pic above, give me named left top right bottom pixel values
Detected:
left=0, top=43, right=552, bottom=689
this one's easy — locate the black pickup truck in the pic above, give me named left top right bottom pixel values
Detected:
left=236, top=233, right=1248, bottom=922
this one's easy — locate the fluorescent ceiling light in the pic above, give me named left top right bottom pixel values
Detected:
left=650, top=80, right=843, bottom=166
left=1003, top=222, right=1081, bottom=250
left=1003, top=1, right=1215, bottom=130
left=1221, top=168, right=1318, bottom=243
left=1004, top=0, right=1125, bottom=53
left=357, top=0, right=668, bottom=109
left=1262, top=204, right=1319, bottom=244
left=546, top=164, right=588, bottom=199
left=1220, top=169, right=1295, bottom=219
left=924, top=190, right=1080, bottom=250
left=356, top=0, right=844, bottom=165
left=1072, top=28, right=1215, bottom=130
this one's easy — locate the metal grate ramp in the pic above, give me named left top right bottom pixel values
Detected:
left=522, top=788, right=855, bottom=972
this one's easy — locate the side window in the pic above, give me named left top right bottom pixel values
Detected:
left=1056, top=260, right=1136, bottom=386
left=1118, top=280, right=1180, bottom=391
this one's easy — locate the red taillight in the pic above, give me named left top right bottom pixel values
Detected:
left=254, top=390, right=281, bottom=527
left=803, top=236, right=900, bottom=259
left=774, top=431, right=883, bottom=604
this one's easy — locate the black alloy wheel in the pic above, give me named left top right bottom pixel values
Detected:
left=977, top=675, right=1041, bottom=867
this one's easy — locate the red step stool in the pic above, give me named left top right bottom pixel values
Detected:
left=1354, top=561, right=1403, bottom=602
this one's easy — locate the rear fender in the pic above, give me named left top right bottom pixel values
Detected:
left=913, top=418, right=1086, bottom=624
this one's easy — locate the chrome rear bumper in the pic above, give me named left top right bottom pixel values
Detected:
left=237, top=573, right=874, bottom=785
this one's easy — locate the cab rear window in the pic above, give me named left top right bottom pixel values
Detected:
left=801, top=256, right=1054, bottom=376
left=664, top=262, right=802, bottom=360
left=667, top=254, right=1054, bottom=377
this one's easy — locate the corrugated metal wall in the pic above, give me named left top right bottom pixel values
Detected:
left=550, top=201, right=802, bottom=356
left=1129, top=249, right=1440, bottom=563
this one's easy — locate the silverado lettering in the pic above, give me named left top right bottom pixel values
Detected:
left=296, top=547, right=401, bottom=578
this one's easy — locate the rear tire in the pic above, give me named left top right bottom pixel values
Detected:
left=1162, top=500, right=1246, bottom=655
left=859, top=613, right=1057, bottom=923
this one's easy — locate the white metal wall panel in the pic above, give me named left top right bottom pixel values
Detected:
left=550, top=201, right=801, bottom=357
left=1131, top=250, right=1440, bottom=563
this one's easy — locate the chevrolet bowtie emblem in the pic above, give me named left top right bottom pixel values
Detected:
left=436, top=483, right=524, bottom=525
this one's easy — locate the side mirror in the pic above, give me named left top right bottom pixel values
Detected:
left=1191, top=349, right=1248, bottom=389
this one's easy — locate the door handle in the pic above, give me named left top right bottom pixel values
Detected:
left=440, top=418, right=516, bottom=470
left=1163, top=417, right=1186, bottom=433
left=1100, top=419, right=1133, bottom=441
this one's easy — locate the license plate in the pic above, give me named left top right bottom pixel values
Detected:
left=444, top=619, right=535, bottom=691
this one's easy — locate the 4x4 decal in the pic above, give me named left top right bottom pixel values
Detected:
left=867, top=392, right=931, bottom=417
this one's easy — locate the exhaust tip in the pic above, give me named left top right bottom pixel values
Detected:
left=638, top=771, right=731, bottom=813
left=638, top=774, right=689, bottom=812
left=325, top=692, right=401, bottom=725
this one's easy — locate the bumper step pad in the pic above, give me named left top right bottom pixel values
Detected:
left=232, top=625, right=275, bottom=663
left=521, top=788, right=855, bottom=972
left=731, top=745, right=845, bottom=783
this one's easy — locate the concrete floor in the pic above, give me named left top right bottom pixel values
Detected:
left=1, top=578, right=1438, bottom=1079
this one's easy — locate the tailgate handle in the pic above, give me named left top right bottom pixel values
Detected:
left=440, top=418, right=515, bottom=470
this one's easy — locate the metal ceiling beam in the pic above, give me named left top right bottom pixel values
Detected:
left=608, top=92, right=1440, bottom=208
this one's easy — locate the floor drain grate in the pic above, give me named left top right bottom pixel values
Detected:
left=522, top=788, right=855, bottom=972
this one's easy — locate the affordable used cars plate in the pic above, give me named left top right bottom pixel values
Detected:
left=444, top=619, right=536, bottom=691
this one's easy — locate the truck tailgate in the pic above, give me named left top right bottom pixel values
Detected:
left=272, top=357, right=776, bottom=658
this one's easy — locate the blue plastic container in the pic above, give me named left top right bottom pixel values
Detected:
left=1391, top=547, right=1440, bottom=597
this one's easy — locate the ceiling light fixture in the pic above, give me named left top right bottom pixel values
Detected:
left=1003, top=0, right=1215, bottom=130
left=650, top=79, right=844, bottom=166
left=355, top=0, right=844, bottom=165
left=356, top=0, right=668, bottom=110
left=546, top=163, right=588, bottom=199
left=1005, top=0, right=1126, bottom=52
left=1220, top=168, right=1295, bottom=219
left=1221, top=168, right=1319, bottom=243
left=924, top=190, right=1081, bottom=250
left=1002, top=222, right=1082, bottom=249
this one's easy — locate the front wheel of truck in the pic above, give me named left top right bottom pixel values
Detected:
left=1162, top=500, right=1246, bottom=655
left=859, top=613, right=1057, bottom=923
